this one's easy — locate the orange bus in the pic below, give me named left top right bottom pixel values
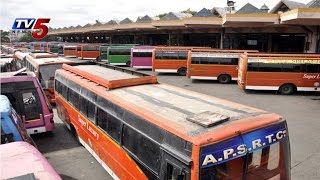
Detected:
left=187, top=49, right=258, bottom=84
left=64, top=45, right=77, bottom=57
left=77, top=44, right=100, bottom=60
left=55, top=62, right=291, bottom=180
left=152, top=47, right=207, bottom=76
left=25, top=52, right=73, bottom=103
left=238, top=53, right=320, bottom=94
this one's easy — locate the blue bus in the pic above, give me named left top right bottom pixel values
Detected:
left=0, top=95, right=35, bottom=145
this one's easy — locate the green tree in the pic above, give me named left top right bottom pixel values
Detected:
left=156, top=13, right=168, bottom=19
left=181, top=8, right=197, bottom=16
left=19, top=33, right=34, bottom=42
left=1, top=30, right=10, bottom=42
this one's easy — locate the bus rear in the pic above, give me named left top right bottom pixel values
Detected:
left=131, top=46, right=154, bottom=69
left=47, top=42, right=60, bottom=54
left=1, top=71, right=54, bottom=134
left=64, top=45, right=77, bottom=57
left=152, top=48, right=190, bottom=76
left=238, top=53, right=320, bottom=94
left=80, top=44, right=100, bottom=60
left=0, top=95, right=35, bottom=145
left=199, top=119, right=290, bottom=180
left=107, top=46, right=134, bottom=66
left=0, top=142, right=61, bottom=180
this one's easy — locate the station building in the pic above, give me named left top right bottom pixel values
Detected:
left=48, top=0, right=320, bottom=53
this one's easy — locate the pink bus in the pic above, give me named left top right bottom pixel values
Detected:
left=0, top=70, right=54, bottom=134
left=131, top=46, right=154, bottom=69
left=0, top=141, right=61, bottom=180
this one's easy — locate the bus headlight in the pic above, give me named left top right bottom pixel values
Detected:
left=314, top=82, right=320, bottom=87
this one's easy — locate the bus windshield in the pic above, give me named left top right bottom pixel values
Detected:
left=200, top=122, right=290, bottom=180
left=39, top=64, right=63, bottom=89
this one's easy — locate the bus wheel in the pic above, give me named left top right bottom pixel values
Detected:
left=126, top=61, right=131, bottom=67
left=218, top=74, right=231, bottom=84
left=96, top=56, right=101, bottom=62
left=70, top=125, right=81, bottom=145
left=178, top=67, right=187, bottom=76
left=279, top=84, right=295, bottom=95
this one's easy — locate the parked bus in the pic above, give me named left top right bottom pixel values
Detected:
left=55, top=62, right=291, bottom=180
left=107, top=45, right=136, bottom=66
left=238, top=53, right=320, bottom=94
left=13, top=51, right=29, bottom=70
left=25, top=52, right=73, bottom=103
left=29, top=42, right=41, bottom=51
left=47, top=42, right=60, bottom=54
left=152, top=47, right=207, bottom=76
left=76, top=44, right=85, bottom=58
left=187, top=49, right=258, bottom=83
left=1, top=70, right=54, bottom=134
left=0, top=95, right=35, bottom=145
left=99, top=44, right=139, bottom=61
left=131, top=46, right=154, bottom=69
left=64, top=45, right=77, bottom=57
left=1, top=57, right=15, bottom=72
left=0, top=142, right=61, bottom=180
left=77, top=44, right=101, bottom=60
left=58, top=43, right=65, bottom=55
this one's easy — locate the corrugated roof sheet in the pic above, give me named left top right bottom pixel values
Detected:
left=307, top=0, right=320, bottom=7
left=120, top=18, right=133, bottom=24
left=193, top=8, right=216, bottom=17
left=270, top=0, right=306, bottom=13
left=212, top=7, right=228, bottom=17
left=136, top=15, right=153, bottom=23
left=105, top=20, right=119, bottom=25
left=161, top=12, right=192, bottom=20
left=236, top=3, right=264, bottom=14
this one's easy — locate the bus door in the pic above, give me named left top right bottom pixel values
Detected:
left=160, top=147, right=191, bottom=180
left=18, top=89, right=44, bottom=129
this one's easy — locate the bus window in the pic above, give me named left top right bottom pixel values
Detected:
left=22, top=91, right=41, bottom=121
left=96, top=108, right=121, bottom=142
left=39, top=64, right=62, bottom=89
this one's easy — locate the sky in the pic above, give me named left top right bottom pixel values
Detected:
left=0, top=0, right=311, bottom=30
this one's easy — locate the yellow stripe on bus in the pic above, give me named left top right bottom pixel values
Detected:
left=26, top=119, right=40, bottom=122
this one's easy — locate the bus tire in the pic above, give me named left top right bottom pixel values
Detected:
left=96, top=56, right=101, bottom=62
left=178, top=67, right=187, bottom=76
left=126, top=61, right=131, bottom=67
left=70, top=124, right=81, bottom=145
left=218, top=74, right=231, bottom=84
left=279, top=84, right=296, bottom=95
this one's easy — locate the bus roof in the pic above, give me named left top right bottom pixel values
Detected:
left=191, top=49, right=259, bottom=53
left=0, top=142, right=61, bottom=180
left=242, top=52, right=320, bottom=58
left=58, top=63, right=283, bottom=146
left=0, top=70, right=36, bottom=78
left=108, top=45, right=136, bottom=49
left=154, top=46, right=208, bottom=51
left=29, top=52, right=58, bottom=58
left=27, top=56, right=73, bottom=66
left=132, top=46, right=155, bottom=49
left=15, top=51, right=29, bottom=60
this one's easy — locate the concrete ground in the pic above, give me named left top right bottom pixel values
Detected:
left=33, top=69, right=320, bottom=180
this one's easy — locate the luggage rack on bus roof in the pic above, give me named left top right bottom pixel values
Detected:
left=62, top=62, right=158, bottom=90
